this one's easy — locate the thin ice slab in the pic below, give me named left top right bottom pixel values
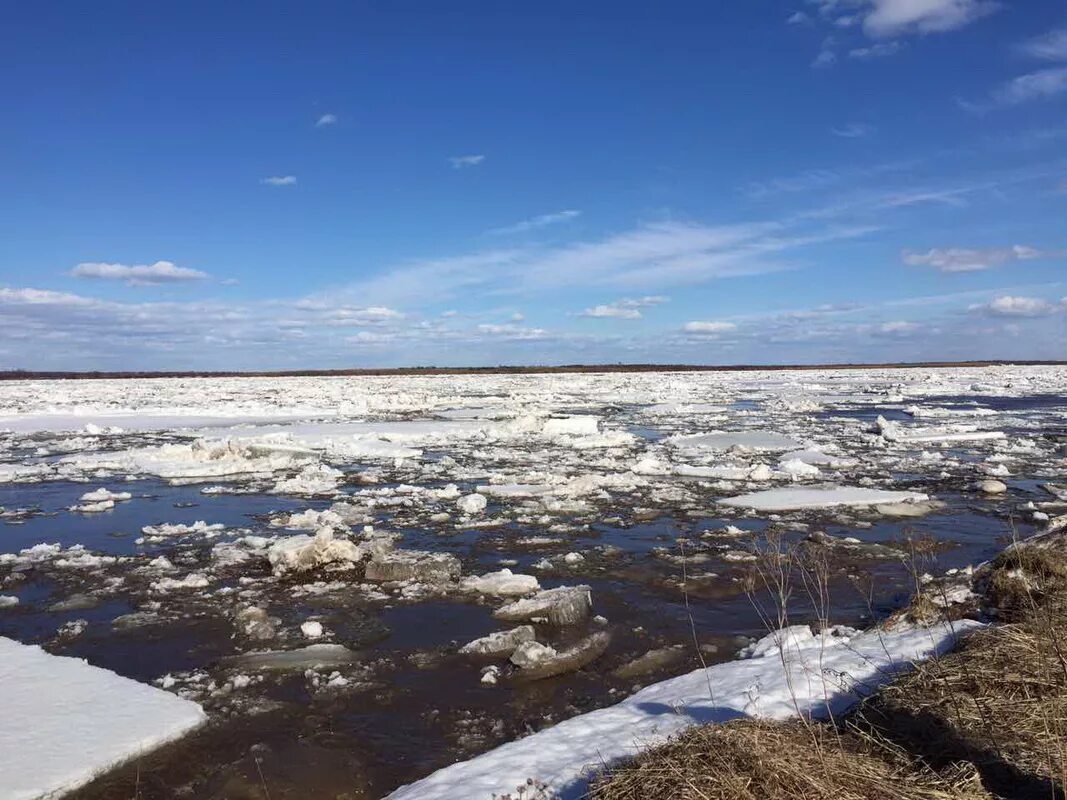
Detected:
left=719, top=486, right=929, bottom=512
left=0, top=637, right=206, bottom=800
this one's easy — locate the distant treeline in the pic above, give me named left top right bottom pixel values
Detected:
left=0, top=360, right=1063, bottom=381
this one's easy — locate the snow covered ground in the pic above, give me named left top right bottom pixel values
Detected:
left=0, top=637, right=205, bottom=800
left=0, top=365, right=1063, bottom=798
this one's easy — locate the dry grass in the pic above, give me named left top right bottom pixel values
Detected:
left=860, top=543, right=1067, bottom=797
left=587, top=718, right=991, bottom=800
left=984, top=545, right=1067, bottom=617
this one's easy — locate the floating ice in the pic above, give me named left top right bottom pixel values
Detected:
left=720, top=486, right=929, bottom=512
left=460, top=569, right=540, bottom=597
left=0, top=636, right=205, bottom=800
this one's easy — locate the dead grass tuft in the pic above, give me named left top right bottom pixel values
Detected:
left=587, top=718, right=990, bottom=800
left=985, top=545, right=1067, bottom=616
left=862, top=544, right=1067, bottom=795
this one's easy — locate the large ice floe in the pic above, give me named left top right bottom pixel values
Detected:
left=0, top=637, right=205, bottom=799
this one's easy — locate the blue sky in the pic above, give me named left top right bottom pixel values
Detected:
left=1, top=0, right=1065, bottom=370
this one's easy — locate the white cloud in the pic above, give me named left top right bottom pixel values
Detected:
left=862, top=0, right=999, bottom=38
left=293, top=301, right=404, bottom=327
left=580, top=305, right=642, bottom=319
left=1017, top=28, right=1067, bottom=61
left=972, top=295, right=1058, bottom=317
left=0, top=287, right=98, bottom=307
left=683, top=321, right=738, bottom=335
left=315, top=113, right=338, bottom=127
left=579, top=296, right=670, bottom=319
left=449, top=154, right=485, bottom=169
left=489, top=209, right=581, bottom=236
left=70, top=261, right=210, bottom=286
left=261, top=175, right=297, bottom=186
left=801, top=0, right=996, bottom=67
left=476, top=323, right=549, bottom=340
left=788, top=11, right=812, bottom=24
left=879, top=320, right=922, bottom=334
left=903, top=245, right=1045, bottom=272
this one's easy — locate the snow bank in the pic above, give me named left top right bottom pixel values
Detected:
left=719, top=486, right=929, bottom=512
left=386, top=620, right=979, bottom=800
left=0, top=637, right=205, bottom=800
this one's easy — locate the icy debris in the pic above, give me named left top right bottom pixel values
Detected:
left=460, top=569, right=540, bottom=597
left=667, top=431, right=801, bottom=452
left=719, top=486, right=929, bottom=512
left=978, top=479, right=1008, bottom=495
left=542, top=415, right=600, bottom=437
left=271, top=463, right=344, bottom=495
left=141, top=520, right=225, bottom=539
left=57, top=619, right=88, bottom=638
left=612, top=645, right=687, bottom=679
left=0, top=543, right=117, bottom=570
left=301, top=620, right=324, bottom=639
left=456, top=493, right=488, bottom=514
left=80, top=487, right=132, bottom=503
left=476, top=483, right=552, bottom=498
left=223, top=644, right=359, bottom=672
left=49, top=593, right=99, bottom=612
left=777, top=458, right=820, bottom=478
left=365, top=550, right=461, bottom=584
left=235, top=606, right=278, bottom=641
left=0, top=636, right=205, bottom=800
left=511, top=631, right=611, bottom=681
left=0, top=596, right=18, bottom=608
left=384, top=621, right=980, bottom=800
left=875, top=415, right=1005, bottom=444
left=459, top=626, right=537, bottom=657
left=778, top=448, right=854, bottom=467
left=70, top=487, right=133, bottom=513
left=267, top=528, right=363, bottom=575
left=493, top=585, right=592, bottom=626
left=70, top=499, right=116, bottom=513
left=509, top=640, right=557, bottom=668
left=151, top=573, right=210, bottom=592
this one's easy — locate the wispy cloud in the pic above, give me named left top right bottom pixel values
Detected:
left=971, top=295, right=1061, bottom=317
left=832, top=122, right=875, bottom=138
left=70, top=261, right=210, bottom=286
left=580, top=305, right=641, bottom=320
left=903, top=245, right=1047, bottom=273
left=315, top=113, right=338, bottom=127
left=991, top=66, right=1067, bottom=106
left=260, top=175, right=297, bottom=186
left=488, top=209, right=581, bottom=236
left=1016, top=28, right=1067, bottom=61
left=449, top=154, right=485, bottom=169
left=682, top=320, right=737, bottom=335
left=848, top=40, right=901, bottom=58
left=861, top=0, right=999, bottom=38
left=799, top=0, right=997, bottom=66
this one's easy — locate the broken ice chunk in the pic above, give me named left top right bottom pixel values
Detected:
left=493, top=585, right=592, bottom=626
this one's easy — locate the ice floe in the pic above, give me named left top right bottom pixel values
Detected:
left=0, top=636, right=205, bottom=800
